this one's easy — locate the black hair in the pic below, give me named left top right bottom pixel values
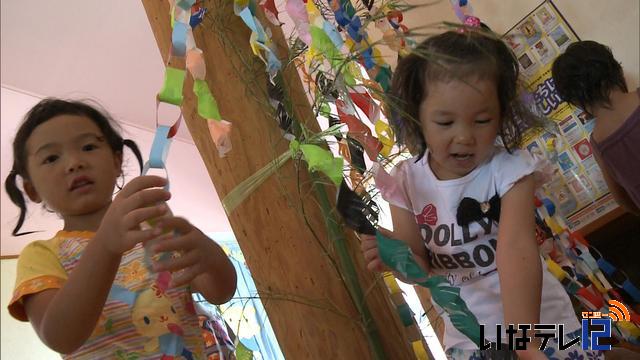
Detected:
left=388, top=30, right=541, bottom=159
left=552, top=40, right=628, bottom=114
left=4, top=98, right=144, bottom=236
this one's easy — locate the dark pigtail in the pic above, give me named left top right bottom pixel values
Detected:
left=4, top=170, right=36, bottom=236
left=123, top=139, right=144, bottom=174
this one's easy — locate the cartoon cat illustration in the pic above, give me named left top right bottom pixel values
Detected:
left=109, top=271, right=194, bottom=359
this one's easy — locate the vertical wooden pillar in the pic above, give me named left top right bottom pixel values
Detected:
left=414, top=287, right=445, bottom=345
left=142, top=1, right=415, bottom=359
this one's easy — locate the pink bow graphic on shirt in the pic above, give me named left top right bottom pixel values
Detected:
left=416, top=204, right=438, bottom=226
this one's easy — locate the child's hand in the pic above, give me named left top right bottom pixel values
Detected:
left=96, top=175, right=171, bottom=256
left=359, top=227, right=394, bottom=273
left=149, top=217, right=221, bottom=288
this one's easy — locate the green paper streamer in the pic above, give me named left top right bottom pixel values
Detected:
left=319, top=102, right=332, bottom=117
left=235, top=340, right=253, bottom=360
left=193, top=79, right=222, bottom=120
left=397, top=303, right=414, bottom=327
left=291, top=140, right=343, bottom=186
left=158, top=67, right=186, bottom=105
left=377, top=234, right=427, bottom=280
left=310, top=26, right=343, bottom=70
left=374, top=66, right=392, bottom=92
left=376, top=232, right=483, bottom=346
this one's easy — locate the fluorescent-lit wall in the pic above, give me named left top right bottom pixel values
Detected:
left=1, top=258, right=59, bottom=359
left=472, top=0, right=639, bottom=88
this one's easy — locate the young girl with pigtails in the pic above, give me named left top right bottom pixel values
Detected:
left=5, top=98, right=236, bottom=358
left=360, top=30, right=605, bottom=360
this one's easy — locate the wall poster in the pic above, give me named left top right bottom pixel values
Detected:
left=503, top=0, right=619, bottom=230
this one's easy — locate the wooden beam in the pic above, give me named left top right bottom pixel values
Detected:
left=414, top=286, right=445, bottom=346
left=141, top=1, right=415, bottom=359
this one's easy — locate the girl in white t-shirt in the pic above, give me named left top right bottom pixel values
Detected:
left=361, top=30, right=604, bottom=360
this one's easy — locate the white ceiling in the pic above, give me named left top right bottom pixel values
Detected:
left=0, top=1, right=235, bottom=256
left=0, top=0, right=189, bottom=140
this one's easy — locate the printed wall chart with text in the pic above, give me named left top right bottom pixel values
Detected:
left=504, top=0, right=618, bottom=230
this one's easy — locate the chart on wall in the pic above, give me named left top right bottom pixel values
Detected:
left=503, top=0, right=618, bottom=230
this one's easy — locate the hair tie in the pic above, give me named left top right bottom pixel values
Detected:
left=464, top=16, right=481, bottom=28
left=457, top=16, right=481, bottom=33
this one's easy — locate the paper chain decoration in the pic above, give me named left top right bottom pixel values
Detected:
left=139, top=0, right=233, bottom=330
left=534, top=196, right=640, bottom=345
left=154, top=0, right=232, bottom=163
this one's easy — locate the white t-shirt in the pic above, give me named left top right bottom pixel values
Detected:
left=385, top=147, right=580, bottom=350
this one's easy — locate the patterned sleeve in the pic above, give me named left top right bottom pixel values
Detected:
left=373, top=160, right=412, bottom=211
left=493, top=149, right=542, bottom=197
left=8, top=240, right=68, bottom=321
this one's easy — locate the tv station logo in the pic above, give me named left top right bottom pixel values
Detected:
left=581, top=300, right=630, bottom=351
left=479, top=300, right=630, bottom=351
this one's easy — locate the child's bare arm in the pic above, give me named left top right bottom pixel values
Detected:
left=360, top=204, right=428, bottom=280
left=23, top=235, right=123, bottom=354
left=497, top=175, right=544, bottom=359
left=389, top=204, right=429, bottom=271
left=23, top=176, right=170, bottom=354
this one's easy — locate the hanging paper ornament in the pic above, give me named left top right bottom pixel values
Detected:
left=208, top=120, right=233, bottom=157
left=266, top=77, right=295, bottom=136
left=316, top=72, right=340, bottom=101
left=374, top=120, right=394, bottom=157
left=189, top=2, right=206, bottom=28
left=193, top=79, right=222, bottom=120
left=275, top=102, right=294, bottom=135
left=158, top=67, right=187, bottom=106
left=328, top=114, right=343, bottom=141
left=349, top=90, right=380, bottom=124
left=171, top=21, right=189, bottom=56
left=290, top=140, right=344, bottom=186
left=186, top=48, right=206, bottom=80
left=336, top=100, right=382, bottom=161
left=285, top=0, right=312, bottom=45
left=309, top=26, right=343, bottom=70
left=359, top=0, right=374, bottom=11
left=259, top=0, right=281, bottom=25
left=338, top=139, right=351, bottom=162
left=336, top=182, right=377, bottom=235
left=164, top=0, right=231, bottom=160
left=347, top=137, right=366, bottom=174
left=235, top=3, right=281, bottom=79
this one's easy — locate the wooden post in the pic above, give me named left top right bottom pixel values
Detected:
left=141, top=1, right=416, bottom=359
left=414, top=286, right=445, bottom=346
